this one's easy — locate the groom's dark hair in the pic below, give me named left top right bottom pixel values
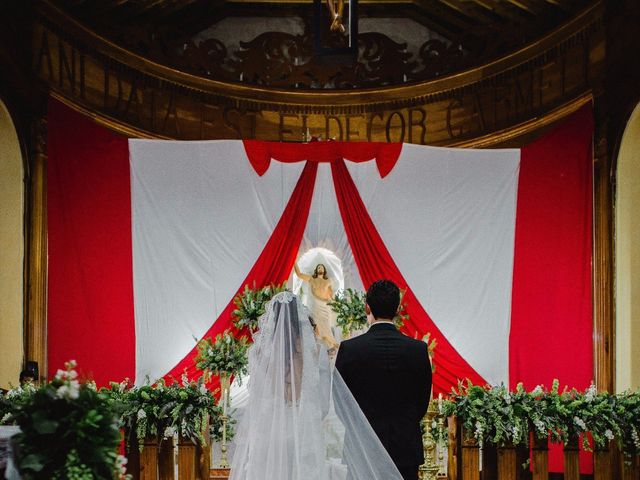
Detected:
left=366, top=280, right=400, bottom=320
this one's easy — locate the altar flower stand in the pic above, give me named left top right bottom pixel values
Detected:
left=127, top=435, right=211, bottom=480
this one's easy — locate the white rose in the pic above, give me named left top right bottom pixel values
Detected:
left=56, top=385, right=70, bottom=399
left=68, top=380, right=80, bottom=399
left=585, top=383, right=597, bottom=403
left=573, top=416, right=587, bottom=431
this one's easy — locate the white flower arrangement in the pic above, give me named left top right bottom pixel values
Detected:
left=573, top=416, right=587, bottom=431
left=584, top=383, right=597, bottom=402
left=8, top=360, right=128, bottom=479
left=195, top=330, right=250, bottom=379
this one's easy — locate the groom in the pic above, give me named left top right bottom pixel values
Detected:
left=336, top=280, right=432, bottom=480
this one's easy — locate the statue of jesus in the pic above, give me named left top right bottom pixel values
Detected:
left=294, top=262, right=339, bottom=350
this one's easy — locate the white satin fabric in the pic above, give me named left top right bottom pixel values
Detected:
left=229, top=292, right=403, bottom=480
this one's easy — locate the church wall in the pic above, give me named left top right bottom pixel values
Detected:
left=615, top=101, right=640, bottom=392
left=0, top=99, right=24, bottom=390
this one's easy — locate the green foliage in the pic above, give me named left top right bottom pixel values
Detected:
left=232, top=283, right=289, bottom=332
left=443, top=380, right=640, bottom=456
left=195, top=330, right=250, bottom=379
left=9, top=361, right=128, bottom=480
left=102, top=375, right=221, bottom=450
left=209, top=407, right=236, bottom=443
left=1, top=381, right=37, bottom=425
left=328, top=288, right=409, bottom=336
left=328, top=288, right=368, bottom=336
left=611, top=391, right=640, bottom=459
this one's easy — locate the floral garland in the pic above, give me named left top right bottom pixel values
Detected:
left=232, top=283, right=289, bottom=333
left=613, top=390, right=640, bottom=459
left=442, top=380, right=640, bottom=457
left=195, top=330, right=250, bottom=379
left=102, top=375, right=219, bottom=450
left=7, top=360, right=129, bottom=480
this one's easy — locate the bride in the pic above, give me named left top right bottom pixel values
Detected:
left=230, top=291, right=404, bottom=480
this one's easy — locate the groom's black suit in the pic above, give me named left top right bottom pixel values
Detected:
left=336, top=323, right=431, bottom=480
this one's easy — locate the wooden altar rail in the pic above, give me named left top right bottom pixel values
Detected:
left=127, top=438, right=210, bottom=480
left=449, top=422, right=640, bottom=480
left=126, top=426, right=640, bottom=479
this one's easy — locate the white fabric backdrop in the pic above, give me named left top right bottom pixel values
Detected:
left=130, top=140, right=519, bottom=385
left=346, top=144, right=520, bottom=385
left=129, top=140, right=304, bottom=383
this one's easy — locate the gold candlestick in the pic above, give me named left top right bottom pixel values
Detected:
left=419, top=401, right=442, bottom=480
left=218, top=415, right=230, bottom=468
left=218, top=373, right=231, bottom=468
left=436, top=414, right=447, bottom=478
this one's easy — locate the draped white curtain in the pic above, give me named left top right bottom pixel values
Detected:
left=129, top=140, right=519, bottom=385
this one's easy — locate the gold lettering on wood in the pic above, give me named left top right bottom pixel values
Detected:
left=32, top=12, right=602, bottom=146
left=446, top=99, right=464, bottom=139
left=57, top=40, right=76, bottom=95
left=346, top=115, right=364, bottom=141
left=385, top=111, right=406, bottom=142
left=200, top=102, right=220, bottom=139
left=325, top=115, right=344, bottom=141
left=35, top=30, right=53, bottom=81
left=162, top=90, right=181, bottom=136
left=408, top=108, right=427, bottom=145
left=279, top=113, right=298, bottom=141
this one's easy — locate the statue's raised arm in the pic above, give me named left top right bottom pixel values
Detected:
left=294, top=263, right=312, bottom=282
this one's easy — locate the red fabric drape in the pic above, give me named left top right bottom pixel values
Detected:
left=510, top=104, right=594, bottom=473
left=163, top=161, right=319, bottom=383
left=243, top=140, right=403, bottom=177
left=48, top=99, right=136, bottom=385
left=330, top=159, right=486, bottom=394
left=510, top=104, right=593, bottom=391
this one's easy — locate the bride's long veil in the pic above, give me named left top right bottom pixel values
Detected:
left=230, top=292, right=404, bottom=480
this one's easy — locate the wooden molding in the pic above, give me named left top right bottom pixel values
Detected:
left=33, top=1, right=604, bottom=143
left=25, top=116, right=48, bottom=381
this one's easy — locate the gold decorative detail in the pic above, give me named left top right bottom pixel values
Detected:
left=218, top=374, right=231, bottom=469
left=436, top=413, right=447, bottom=479
left=326, top=0, right=346, bottom=33
left=419, top=401, right=442, bottom=480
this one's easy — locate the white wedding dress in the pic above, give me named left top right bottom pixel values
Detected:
left=229, top=291, right=404, bottom=480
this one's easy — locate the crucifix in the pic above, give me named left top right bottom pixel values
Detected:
left=326, top=0, right=346, bottom=33
left=314, top=0, right=358, bottom=58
